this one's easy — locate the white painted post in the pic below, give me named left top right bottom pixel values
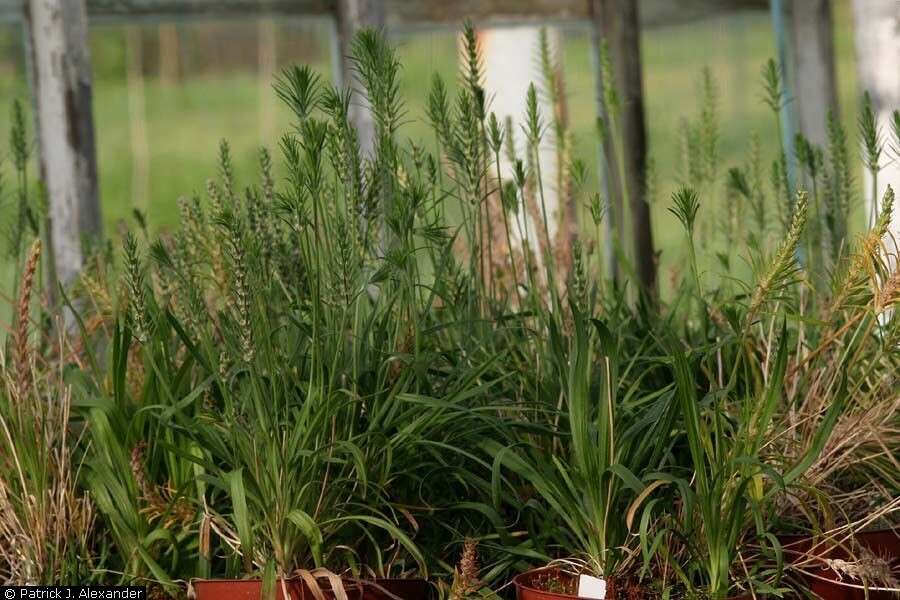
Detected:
left=334, top=0, right=384, bottom=158
left=851, top=0, right=900, bottom=254
left=788, top=0, right=839, bottom=149
left=480, top=27, right=560, bottom=272
left=25, top=0, right=102, bottom=291
left=770, top=0, right=799, bottom=199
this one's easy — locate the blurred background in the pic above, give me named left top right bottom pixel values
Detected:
left=0, top=0, right=881, bottom=301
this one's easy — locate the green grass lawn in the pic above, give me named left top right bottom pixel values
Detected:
left=0, top=3, right=866, bottom=310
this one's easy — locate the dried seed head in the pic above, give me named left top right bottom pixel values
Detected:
left=450, top=538, right=481, bottom=600
left=458, top=538, right=478, bottom=584
left=130, top=442, right=151, bottom=497
left=876, top=268, right=899, bottom=312
left=825, top=547, right=899, bottom=589
left=15, top=238, right=41, bottom=399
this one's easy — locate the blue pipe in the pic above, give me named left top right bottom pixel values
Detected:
left=770, top=0, right=799, bottom=202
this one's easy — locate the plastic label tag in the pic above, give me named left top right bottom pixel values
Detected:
left=577, top=574, right=607, bottom=600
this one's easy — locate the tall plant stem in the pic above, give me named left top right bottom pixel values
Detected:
left=475, top=184, right=485, bottom=315
left=514, top=186, right=537, bottom=304
left=495, top=153, right=522, bottom=304
left=531, top=140, right=560, bottom=312
left=481, top=121, right=496, bottom=304
left=869, top=170, right=879, bottom=228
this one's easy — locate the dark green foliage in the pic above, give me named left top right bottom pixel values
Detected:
left=2, top=26, right=897, bottom=600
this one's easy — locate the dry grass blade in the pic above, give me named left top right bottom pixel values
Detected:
left=0, top=377, right=94, bottom=584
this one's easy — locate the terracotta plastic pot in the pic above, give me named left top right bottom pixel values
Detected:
left=513, top=568, right=583, bottom=600
left=193, top=577, right=428, bottom=600
left=511, top=566, right=823, bottom=600
left=192, top=579, right=313, bottom=600
left=780, top=529, right=900, bottom=600
left=357, top=579, right=428, bottom=600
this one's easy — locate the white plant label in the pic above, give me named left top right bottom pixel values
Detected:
left=577, top=574, right=607, bottom=600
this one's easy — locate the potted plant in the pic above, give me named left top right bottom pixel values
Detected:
left=764, top=187, right=900, bottom=600
left=633, top=190, right=853, bottom=599
left=0, top=241, right=95, bottom=586
left=90, top=26, right=500, bottom=600
left=652, top=326, right=844, bottom=599
left=486, top=309, right=679, bottom=600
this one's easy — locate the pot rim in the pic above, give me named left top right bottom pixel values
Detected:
left=778, top=528, right=900, bottom=557
left=778, top=527, right=900, bottom=541
left=513, top=566, right=588, bottom=600
left=190, top=577, right=428, bottom=584
left=191, top=578, right=304, bottom=584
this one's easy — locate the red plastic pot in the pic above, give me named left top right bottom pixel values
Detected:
left=513, top=568, right=584, bottom=600
left=354, top=579, right=429, bottom=600
left=780, top=529, right=900, bottom=600
left=513, top=568, right=674, bottom=600
left=192, top=579, right=311, bottom=600
left=192, top=577, right=428, bottom=600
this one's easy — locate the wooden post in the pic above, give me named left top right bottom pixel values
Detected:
left=788, top=0, right=838, bottom=149
left=25, top=0, right=102, bottom=291
left=589, top=0, right=622, bottom=284
left=258, top=17, right=277, bottom=143
left=592, top=0, right=656, bottom=295
left=334, top=0, right=384, bottom=158
left=158, top=23, right=179, bottom=85
left=126, top=25, right=150, bottom=212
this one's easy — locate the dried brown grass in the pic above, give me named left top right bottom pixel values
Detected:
left=0, top=353, right=94, bottom=584
left=763, top=216, right=900, bottom=525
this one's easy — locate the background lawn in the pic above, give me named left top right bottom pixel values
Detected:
left=0, top=1, right=865, bottom=312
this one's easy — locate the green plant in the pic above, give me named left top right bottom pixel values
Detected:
left=661, top=323, right=844, bottom=598
left=637, top=185, right=896, bottom=599
left=67, top=27, right=508, bottom=590
left=3, top=21, right=898, bottom=600
left=859, top=92, right=883, bottom=226
left=1, top=240, right=95, bottom=585
left=484, top=307, right=677, bottom=580
left=767, top=186, right=900, bottom=525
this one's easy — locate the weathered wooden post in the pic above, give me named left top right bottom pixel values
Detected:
left=334, top=0, right=384, bottom=158
left=788, top=0, right=839, bottom=149
left=590, top=0, right=622, bottom=284
left=591, top=0, right=656, bottom=295
left=158, top=23, right=180, bottom=86
left=24, top=0, right=102, bottom=291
